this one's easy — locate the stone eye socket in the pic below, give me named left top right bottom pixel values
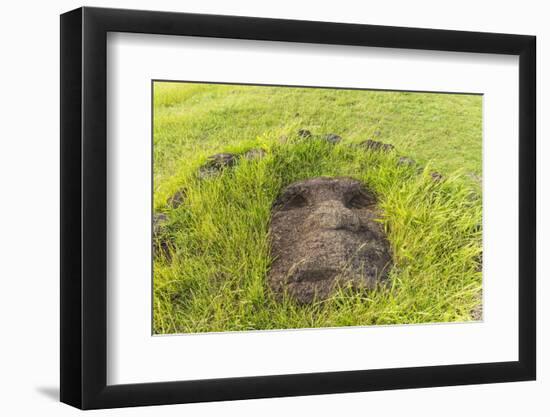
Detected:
left=275, top=190, right=308, bottom=211
left=346, top=191, right=374, bottom=209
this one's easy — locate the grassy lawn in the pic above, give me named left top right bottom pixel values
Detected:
left=153, top=81, right=482, bottom=334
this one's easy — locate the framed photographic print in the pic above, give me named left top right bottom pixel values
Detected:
left=60, top=6, right=536, bottom=410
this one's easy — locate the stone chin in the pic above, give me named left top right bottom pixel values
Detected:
left=267, top=177, right=392, bottom=304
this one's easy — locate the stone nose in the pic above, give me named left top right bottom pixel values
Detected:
left=307, top=200, right=360, bottom=231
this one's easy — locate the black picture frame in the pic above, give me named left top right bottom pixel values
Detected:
left=60, top=6, right=536, bottom=410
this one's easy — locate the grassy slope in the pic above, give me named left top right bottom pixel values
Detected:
left=153, top=82, right=482, bottom=334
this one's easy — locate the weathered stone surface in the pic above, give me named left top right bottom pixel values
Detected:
left=243, top=148, right=267, bottom=160
left=360, top=139, right=395, bottom=152
left=198, top=153, right=238, bottom=178
left=268, top=177, right=393, bottom=303
left=298, top=129, right=312, bottom=138
left=324, top=133, right=342, bottom=144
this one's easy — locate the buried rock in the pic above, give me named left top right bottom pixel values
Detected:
left=268, top=177, right=393, bottom=304
left=397, top=156, right=417, bottom=167
left=360, top=139, right=395, bottom=152
left=205, top=152, right=237, bottom=168
left=198, top=153, right=238, bottom=178
left=298, top=129, right=312, bottom=138
left=153, top=213, right=168, bottom=237
left=243, top=148, right=267, bottom=160
left=154, top=238, right=173, bottom=261
left=168, top=188, right=187, bottom=208
left=153, top=213, right=172, bottom=260
left=324, top=133, right=342, bottom=144
left=430, top=172, right=444, bottom=182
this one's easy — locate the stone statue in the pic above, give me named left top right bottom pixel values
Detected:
left=268, top=177, right=392, bottom=303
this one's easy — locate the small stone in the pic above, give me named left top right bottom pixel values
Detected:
left=324, top=133, right=342, bottom=144
left=373, top=130, right=381, bottom=137
left=168, top=189, right=187, bottom=208
left=243, top=148, right=267, bottom=160
left=397, top=156, right=416, bottom=167
left=360, top=139, right=395, bottom=152
left=430, top=172, right=444, bottom=182
left=298, top=129, right=312, bottom=138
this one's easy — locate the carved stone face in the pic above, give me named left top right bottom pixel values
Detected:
left=268, top=177, right=392, bottom=303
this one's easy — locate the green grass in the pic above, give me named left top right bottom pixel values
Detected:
left=153, top=81, right=482, bottom=334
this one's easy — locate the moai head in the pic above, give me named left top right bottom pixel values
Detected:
left=268, top=177, right=392, bottom=303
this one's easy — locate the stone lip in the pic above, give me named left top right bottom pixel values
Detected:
left=360, top=139, right=395, bottom=152
left=153, top=213, right=168, bottom=237
left=198, top=149, right=266, bottom=178
left=243, top=148, right=267, bottom=160
left=198, top=153, right=238, bottom=178
left=324, top=133, right=342, bottom=144
left=298, top=129, right=312, bottom=138
left=430, top=171, right=444, bottom=182
left=268, top=177, right=393, bottom=304
left=153, top=213, right=172, bottom=260
left=168, top=188, right=187, bottom=208
left=207, top=153, right=238, bottom=167
left=397, top=156, right=416, bottom=167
